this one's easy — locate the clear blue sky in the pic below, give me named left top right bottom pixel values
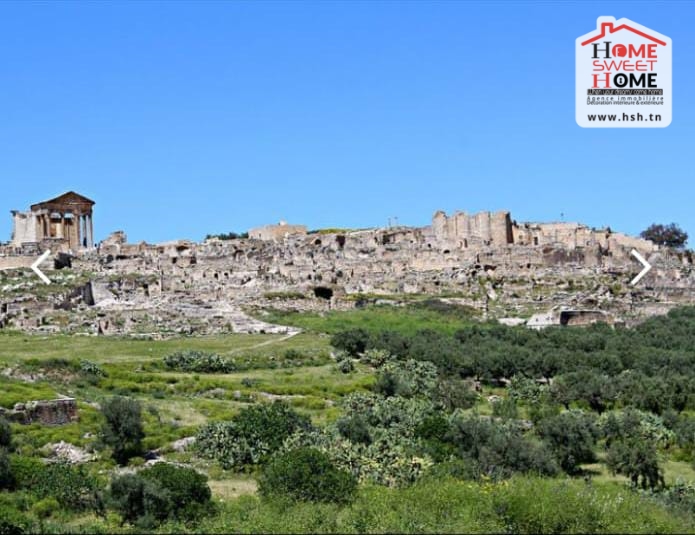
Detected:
left=1, top=0, right=692, bottom=244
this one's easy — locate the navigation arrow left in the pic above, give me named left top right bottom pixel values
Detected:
left=31, top=250, right=52, bottom=285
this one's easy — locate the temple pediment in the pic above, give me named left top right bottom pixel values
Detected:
left=30, top=191, right=95, bottom=213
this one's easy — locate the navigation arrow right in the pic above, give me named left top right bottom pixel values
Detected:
left=630, top=249, right=652, bottom=286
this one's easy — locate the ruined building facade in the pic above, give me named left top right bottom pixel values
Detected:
left=10, top=191, right=95, bottom=253
left=430, top=210, right=650, bottom=252
left=248, top=221, right=308, bottom=241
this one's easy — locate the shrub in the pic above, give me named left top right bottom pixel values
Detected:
left=80, top=360, right=106, bottom=377
left=31, top=462, right=103, bottom=512
left=491, top=397, right=519, bottom=420
left=373, top=360, right=438, bottom=399
left=100, top=396, right=145, bottom=465
left=674, top=416, right=695, bottom=459
left=259, top=448, right=357, bottom=504
left=606, top=436, right=664, bottom=490
left=196, top=402, right=311, bottom=469
left=536, top=410, right=598, bottom=474
left=657, top=479, right=695, bottom=515
left=337, top=415, right=372, bottom=445
left=435, top=378, right=479, bottom=411
left=0, top=449, right=13, bottom=490
left=8, top=455, right=44, bottom=489
left=445, top=415, right=558, bottom=480
left=599, top=409, right=675, bottom=450
left=31, top=497, right=60, bottom=519
left=0, top=504, right=29, bottom=535
left=141, top=463, right=211, bottom=514
left=163, top=350, right=235, bottom=373
left=336, top=358, right=355, bottom=374
left=110, top=464, right=212, bottom=526
left=0, top=418, right=11, bottom=450
left=331, top=329, right=371, bottom=356
left=360, top=348, right=393, bottom=368
left=110, top=473, right=170, bottom=527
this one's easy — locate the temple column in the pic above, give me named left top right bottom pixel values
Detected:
left=80, top=215, right=86, bottom=248
left=87, top=214, right=94, bottom=248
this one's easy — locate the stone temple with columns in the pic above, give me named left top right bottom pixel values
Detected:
left=10, top=191, right=95, bottom=253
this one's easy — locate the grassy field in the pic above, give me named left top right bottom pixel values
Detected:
left=0, top=330, right=329, bottom=363
left=0, top=328, right=360, bottom=457
left=256, top=300, right=480, bottom=335
left=2, top=303, right=695, bottom=533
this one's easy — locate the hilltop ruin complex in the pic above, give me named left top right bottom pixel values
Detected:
left=1, top=193, right=694, bottom=336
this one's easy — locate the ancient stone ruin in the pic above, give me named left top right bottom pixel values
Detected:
left=10, top=191, right=95, bottom=254
left=1, top=200, right=694, bottom=335
left=0, top=398, right=79, bottom=425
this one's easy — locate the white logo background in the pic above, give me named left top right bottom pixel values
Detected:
left=576, top=16, right=672, bottom=128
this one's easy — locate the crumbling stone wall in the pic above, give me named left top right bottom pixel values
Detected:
left=248, top=221, right=308, bottom=241
left=1, top=398, right=78, bottom=425
left=432, top=210, right=513, bottom=247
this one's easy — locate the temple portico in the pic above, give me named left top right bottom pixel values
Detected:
left=10, top=191, right=95, bottom=252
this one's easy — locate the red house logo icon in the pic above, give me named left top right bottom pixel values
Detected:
left=576, top=17, right=672, bottom=128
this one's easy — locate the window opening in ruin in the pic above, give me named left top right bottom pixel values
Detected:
left=336, top=235, right=346, bottom=248
left=533, top=237, right=539, bottom=245
left=314, top=239, right=322, bottom=246
left=313, top=286, right=333, bottom=300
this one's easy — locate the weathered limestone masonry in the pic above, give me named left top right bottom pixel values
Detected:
left=248, top=221, right=307, bottom=241
left=9, top=191, right=95, bottom=254
left=1, top=208, right=694, bottom=335
left=0, top=398, right=78, bottom=425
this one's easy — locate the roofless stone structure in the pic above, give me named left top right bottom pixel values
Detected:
left=11, top=191, right=95, bottom=252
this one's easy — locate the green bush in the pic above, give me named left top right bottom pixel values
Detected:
left=336, top=358, right=355, bottom=374
left=606, top=436, right=664, bottom=490
left=373, top=360, right=437, bottom=399
left=259, top=448, right=357, bottom=504
left=0, top=449, right=13, bottom=490
left=30, top=462, right=103, bottom=513
left=100, top=396, right=145, bottom=465
left=80, top=359, right=106, bottom=377
left=196, top=402, right=311, bottom=469
left=435, top=378, right=479, bottom=411
left=31, top=497, right=60, bottom=519
left=336, top=415, right=371, bottom=445
left=491, top=397, right=519, bottom=420
left=445, top=414, right=558, bottom=480
left=141, top=463, right=211, bottom=516
left=360, top=348, right=393, bottom=368
left=110, top=463, right=212, bottom=526
left=0, top=503, right=29, bottom=535
left=110, top=472, right=171, bottom=527
left=537, top=410, right=598, bottom=474
left=8, top=455, right=44, bottom=489
left=330, top=328, right=371, bottom=356
left=164, top=350, right=236, bottom=373
left=0, top=418, right=11, bottom=450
